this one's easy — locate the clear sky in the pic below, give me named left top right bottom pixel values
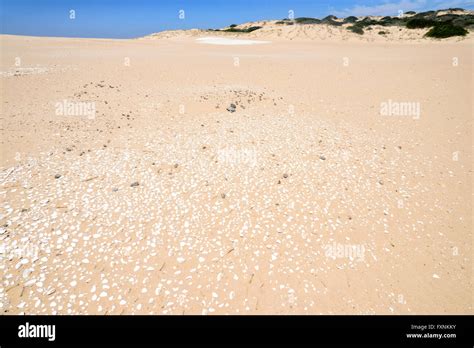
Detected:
left=1, top=0, right=473, bottom=38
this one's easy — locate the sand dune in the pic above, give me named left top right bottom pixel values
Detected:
left=142, top=24, right=437, bottom=42
left=196, top=37, right=270, bottom=45
left=143, top=24, right=474, bottom=43
left=142, top=10, right=474, bottom=43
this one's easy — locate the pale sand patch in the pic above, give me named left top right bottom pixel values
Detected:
left=0, top=67, right=50, bottom=77
left=196, top=37, right=270, bottom=45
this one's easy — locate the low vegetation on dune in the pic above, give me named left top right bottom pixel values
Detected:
left=275, top=18, right=295, bottom=25
left=403, top=12, right=471, bottom=37
left=358, top=17, right=380, bottom=26
left=230, top=26, right=262, bottom=33
left=343, top=16, right=358, bottom=23
left=212, top=26, right=263, bottom=33
left=379, top=16, right=404, bottom=26
left=348, top=25, right=364, bottom=34
left=321, top=15, right=342, bottom=26
left=294, top=17, right=321, bottom=24
left=306, top=9, right=471, bottom=38
left=206, top=8, right=472, bottom=38
left=406, top=18, right=436, bottom=28
left=425, top=23, right=468, bottom=37
left=342, top=9, right=472, bottom=37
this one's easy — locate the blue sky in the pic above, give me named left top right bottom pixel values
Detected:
left=1, top=0, right=473, bottom=38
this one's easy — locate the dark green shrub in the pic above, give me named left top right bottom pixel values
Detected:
left=452, top=15, right=474, bottom=28
left=245, top=26, right=262, bottom=32
left=378, top=30, right=387, bottom=35
left=413, top=11, right=436, bottom=19
left=406, top=18, right=436, bottom=28
left=348, top=25, right=364, bottom=34
left=437, top=14, right=458, bottom=22
left=344, top=16, right=358, bottom=23
left=425, top=23, right=468, bottom=38
left=358, top=17, right=378, bottom=25
left=223, top=26, right=262, bottom=33
left=229, top=24, right=237, bottom=28
left=321, top=15, right=342, bottom=26
left=294, top=17, right=321, bottom=24
left=380, top=16, right=404, bottom=26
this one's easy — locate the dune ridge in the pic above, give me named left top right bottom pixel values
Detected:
left=142, top=8, right=474, bottom=42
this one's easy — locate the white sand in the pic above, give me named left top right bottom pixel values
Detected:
left=196, top=37, right=270, bottom=45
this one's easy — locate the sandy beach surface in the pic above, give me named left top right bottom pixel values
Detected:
left=0, top=30, right=472, bottom=314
